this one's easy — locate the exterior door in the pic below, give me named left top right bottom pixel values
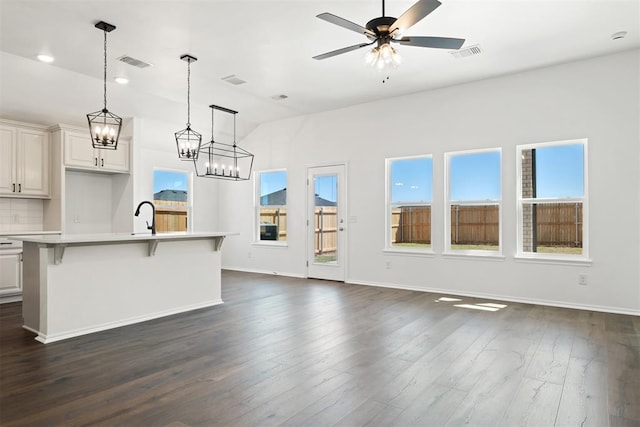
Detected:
left=307, top=164, right=346, bottom=281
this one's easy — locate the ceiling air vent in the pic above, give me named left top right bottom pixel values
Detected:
left=118, top=55, right=152, bottom=68
left=221, top=75, right=247, bottom=86
left=450, top=44, right=482, bottom=59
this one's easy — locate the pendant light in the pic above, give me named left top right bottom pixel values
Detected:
left=175, top=54, right=202, bottom=160
left=194, top=105, right=254, bottom=181
left=87, top=21, right=122, bottom=150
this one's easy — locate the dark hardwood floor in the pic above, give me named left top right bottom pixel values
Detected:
left=1, top=270, right=638, bottom=426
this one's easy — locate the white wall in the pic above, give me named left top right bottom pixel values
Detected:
left=220, top=49, right=640, bottom=315
left=131, top=117, right=220, bottom=234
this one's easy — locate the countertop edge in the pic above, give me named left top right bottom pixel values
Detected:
left=8, top=232, right=239, bottom=245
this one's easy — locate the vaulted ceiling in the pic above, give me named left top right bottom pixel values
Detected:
left=0, top=0, right=638, bottom=139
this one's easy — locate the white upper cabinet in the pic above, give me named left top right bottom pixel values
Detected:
left=0, top=122, right=50, bottom=198
left=64, top=129, right=129, bottom=173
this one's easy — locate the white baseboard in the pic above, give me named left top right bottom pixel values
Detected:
left=0, top=294, right=22, bottom=304
left=346, top=279, right=640, bottom=316
left=223, top=266, right=306, bottom=279
left=28, top=299, right=224, bottom=344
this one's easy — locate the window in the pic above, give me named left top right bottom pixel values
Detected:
left=256, top=170, right=287, bottom=242
left=517, top=139, right=587, bottom=258
left=446, top=149, right=502, bottom=254
left=386, top=156, right=433, bottom=251
left=153, top=169, right=190, bottom=233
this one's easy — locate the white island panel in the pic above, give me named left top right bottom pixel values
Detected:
left=15, top=233, right=233, bottom=343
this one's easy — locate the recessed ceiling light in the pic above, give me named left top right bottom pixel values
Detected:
left=611, top=31, right=627, bottom=40
left=37, top=54, right=54, bottom=63
left=221, top=74, right=247, bottom=85
left=114, top=77, right=129, bottom=84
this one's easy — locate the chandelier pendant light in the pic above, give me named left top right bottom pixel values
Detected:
left=194, top=105, right=254, bottom=181
left=87, top=21, right=122, bottom=150
left=175, top=54, right=202, bottom=160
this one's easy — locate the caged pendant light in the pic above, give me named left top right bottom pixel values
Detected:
left=87, top=21, right=122, bottom=150
left=194, top=105, right=254, bottom=181
left=175, top=54, right=202, bottom=160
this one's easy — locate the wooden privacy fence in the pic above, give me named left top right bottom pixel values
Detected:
left=260, top=207, right=338, bottom=253
left=155, top=209, right=187, bottom=233
left=314, top=207, right=337, bottom=255
left=532, top=202, right=583, bottom=247
left=391, top=206, right=431, bottom=244
left=392, top=203, right=582, bottom=247
left=259, top=208, right=288, bottom=241
left=154, top=200, right=188, bottom=233
left=451, top=205, right=499, bottom=245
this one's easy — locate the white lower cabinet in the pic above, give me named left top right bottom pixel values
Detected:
left=0, top=253, right=22, bottom=300
left=64, top=129, right=129, bottom=173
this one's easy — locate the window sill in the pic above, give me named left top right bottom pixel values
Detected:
left=383, top=248, right=435, bottom=257
left=442, top=251, right=505, bottom=261
left=514, top=254, right=592, bottom=267
left=251, top=241, right=288, bottom=248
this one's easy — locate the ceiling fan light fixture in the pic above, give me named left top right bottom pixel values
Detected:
left=366, top=43, right=401, bottom=70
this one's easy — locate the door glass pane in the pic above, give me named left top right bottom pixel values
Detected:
left=153, top=170, right=189, bottom=233
left=314, top=174, right=338, bottom=264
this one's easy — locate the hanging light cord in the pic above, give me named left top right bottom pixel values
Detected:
left=186, top=60, right=191, bottom=127
left=233, top=113, right=237, bottom=146
left=210, top=104, right=214, bottom=141
left=102, top=29, right=108, bottom=111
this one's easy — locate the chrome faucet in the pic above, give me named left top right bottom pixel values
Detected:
left=134, top=201, right=156, bottom=235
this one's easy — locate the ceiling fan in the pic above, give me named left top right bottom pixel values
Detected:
left=313, top=0, right=465, bottom=69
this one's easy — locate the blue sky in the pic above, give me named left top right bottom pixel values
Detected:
left=260, top=171, right=286, bottom=197
left=534, top=144, right=584, bottom=198
left=391, top=157, right=433, bottom=203
left=315, top=175, right=337, bottom=202
left=154, top=170, right=188, bottom=193
left=450, top=151, right=501, bottom=201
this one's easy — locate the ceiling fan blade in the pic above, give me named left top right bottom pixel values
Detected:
left=389, top=0, right=442, bottom=34
left=317, top=12, right=375, bottom=37
left=396, top=36, right=465, bottom=50
left=313, top=42, right=373, bottom=60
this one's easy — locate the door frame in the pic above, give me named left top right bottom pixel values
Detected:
left=306, top=163, right=348, bottom=282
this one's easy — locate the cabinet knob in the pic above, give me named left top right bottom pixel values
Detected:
left=95, top=158, right=98, bottom=166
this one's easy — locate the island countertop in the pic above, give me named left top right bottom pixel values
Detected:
left=9, top=231, right=237, bottom=245
left=11, top=231, right=238, bottom=264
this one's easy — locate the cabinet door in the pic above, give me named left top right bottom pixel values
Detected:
left=100, top=139, right=129, bottom=173
left=0, top=126, right=17, bottom=196
left=0, top=253, right=21, bottom=296
left=17, top=129, right=50, bottom=196
left=64, top=131, right=98, bottom=170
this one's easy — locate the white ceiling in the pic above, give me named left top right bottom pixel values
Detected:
left=0, top=0, right=638, bottom=138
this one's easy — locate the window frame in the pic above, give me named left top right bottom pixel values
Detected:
left=444, top=148, right=503, bottom=257
left=515, top=138, right=589, bottom=261
left=385, top=154, right=434, bottom=254
left=254, top=168, right=288, bottom=246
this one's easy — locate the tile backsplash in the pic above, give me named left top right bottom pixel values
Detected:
left=0, top=199, right=44, bottom=232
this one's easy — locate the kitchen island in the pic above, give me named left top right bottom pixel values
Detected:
left=10, top=232, right=235, bottom=343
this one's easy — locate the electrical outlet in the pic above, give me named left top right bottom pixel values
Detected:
left=385, top=261, right=391, bottom=269
left=248, top=252, right=252, bottom=259
left=578, top=274, right=588, bottom=286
